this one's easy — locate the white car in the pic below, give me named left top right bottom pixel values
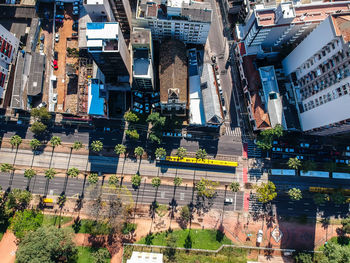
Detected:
left=256, top=230, right=263, bottom=244
left=55, top=33, right=60, bottom=42
left=52, top=93, right=58, bottom=103
left=224, top=198, right=233, bottom=204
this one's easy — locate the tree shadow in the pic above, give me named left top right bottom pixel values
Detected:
left=216, top=224, right=225, bottom=242
left=72, top=216, right=82, bottom=233
left=145, top=232, right=154, bottom=245
left=184, top=231, right=192, bottom=249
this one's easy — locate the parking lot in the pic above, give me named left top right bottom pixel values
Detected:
left=53, top=1, right=80, bottom=113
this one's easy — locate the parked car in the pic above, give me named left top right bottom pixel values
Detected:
left=72, top=21, right=79, bottom=30
left=173, top=132, right=182, bottom=137
left=55, top=33, right=60, bottom=42
left=256, top=230, right=263, bottom=244
left=133, top=102, right=143, bottom=109
left=53, top=59, right=58, bottom=70
left=54, top=51, right=58, bottom=60
left=336, top=159, right=349, bottom=164
left=152, top=102, right=160, bottom=108
left=134, top=91, right=143, bottom=98
left=272, top=147, right=282, bottom=152
left=151, top=92, right=159, bottom=98
left=56, top=1, right=64, bottom=5
left=73, top=1, right=79, bottom=5
left=222, top=106, right=227, bottom=115
left=55, top=18, right=63, bottom=23
left=56, top=14, right=64, bottom=19
left=73, top=6, right=79, bottom=11
left=134, top=108, right=143, bottom=114
left=186, top=133, right=193, bottom=138
left=37, top=101, right=47, bottom=109
left=40, top=34, right=45, bottom=41
left=285, top=148, right=295, bottom=153
left=52, top=93, right=58, bottom=103
left=57, top=4, right=64, bottom=9
left=72, top=32, right=78, bottom=37
left=296, top=155, right=304, bottom=160
left=73, top=9, right=79, bottom=15
left=224, top=197, right=233, bottom=205
left=300, top=143, right=310, bottom=148
left=145, top=103, right=150, bottom=113
left=39, top=43, right=44, bottom=52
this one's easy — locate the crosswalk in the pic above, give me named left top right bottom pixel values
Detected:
left=224, top=124, right=242, bottom=137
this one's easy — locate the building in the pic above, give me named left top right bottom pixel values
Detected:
left=159, top=40, right=187, bottom=116
left=236, top=1, right=350, bottom=56
left=108, top=0, right=132, bottom=38
left=188, top=49, right=224, bottom=129
left=131, top=28, right=154, bottom=91
left=83, top=0, right=115, bottom=22
left=88, top=78, right=108, bottom=117
left=86, top=22, right=131, bottom=84
left=126, top=252, right=163, bottom=263
left=0, top=24, right=19, bottom=100
left=282, top=13, right=350, bottom=136
left=136, top=0, right=212, bottom=44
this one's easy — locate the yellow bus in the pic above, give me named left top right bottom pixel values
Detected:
left=164, top=156, right=238, bottom=168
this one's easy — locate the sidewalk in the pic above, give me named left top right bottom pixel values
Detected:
left=0, top=231, right=17, bottom=263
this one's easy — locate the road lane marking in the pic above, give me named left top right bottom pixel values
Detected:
left=180, top=193, right=184, bottom=201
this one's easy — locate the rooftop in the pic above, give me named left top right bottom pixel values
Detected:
left=133, top=58, right=151, bottom=78
left=86, top=22, right=120, bottom=40
left=127, top=252, right=163, bottom=263
left=88, top=79, right=106, bottom=116
left=159, top=40, right=187, bottom=104
left=256, top=2, right=350, bottom=27
left=332, top=13, right=350, bottom=43
left=27, top=52, right=45, bottom=96
left=131, top=29, right=151, bottom=46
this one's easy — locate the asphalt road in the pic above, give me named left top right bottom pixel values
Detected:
left=0, top=172, right=244, bottom=211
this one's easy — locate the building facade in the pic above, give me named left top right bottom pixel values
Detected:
left=236, top=1, right=350, bottom=56
left=86, top=22, right=131, bottom=84
left=136, top=0, right=212, bottom=45
left=107, top=0, right=132, bottom=38
left=131, top=28, right=154, bottom=91
left=283, top=13, right=350, bottom=135
left=159, top=40, right=187, bottom=116
left=0, top=24, right=19, bottom=100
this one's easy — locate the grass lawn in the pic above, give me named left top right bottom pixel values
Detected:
left=42, top=215, right=73, bottom=227
left=137, top=229, right=232, bottom=250
left=77, top=246, right=110, bottom=263
left=71, top=219, right=111, bottom=235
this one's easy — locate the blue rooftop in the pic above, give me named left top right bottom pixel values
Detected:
left=87, top=23, right=105, bottom=30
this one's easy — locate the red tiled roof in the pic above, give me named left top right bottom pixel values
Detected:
left=332, top=13, right=350, bottom=43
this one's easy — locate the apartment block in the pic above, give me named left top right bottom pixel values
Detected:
left=236, top=1, right=350, bottom=56
left=107, top=0, right=132, bottom=38
left=0, top=24, right=19, bottom=100
left=159, top=40, right=187, bottom=117
left=131, top=28, right=154, bottom=91
left=86, top=22, right=131, bottom=84
left=136, top=0, right=212, bottom=44
left=283, top=13, right=350, bottom=135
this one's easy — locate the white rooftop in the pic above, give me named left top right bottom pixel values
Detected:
left=127, top=252, right=163, bottom=263
left=86, top=22, right=120, bottom=40
left=86, top=0, right=103, bottom=4
left=168, top=0, right=190, bottom=8
left=282, top=16, right=335, bottom=76
left=189, top=75, right=205, bottom=125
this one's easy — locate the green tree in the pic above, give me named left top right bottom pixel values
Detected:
left=91, top=248, right=111, bottom=263
left=125, top=129, right=139, bottom=140
left=155, top=147, right=166, bottom=160
left=24, top=168, right=36, bottom=190
left=9, top=209, right=43, bottom=240
left=30, top=121, right=47, bottom=135
left=229, top=182, right=240, bottom=192
left=88, top=173, right=99, bottom=185
left=180, top=205, right=191, bottom=225
left=57, top=194, right=66, bottom=209
left=195, top=178, right=219, bottom=198
left=341, top=218, right=350, bottom=234
left=131, top=173, right=141, bottom=189
left=10, top=135, right=22, bottom=148
left=134, top=146, right=144, bottom=159
left=324, top=162, right=337, bottom=173
left=16, top=226, right=77, bottom=263
left=256, top=125, right=283, bottom=150
left=313, top=193, right=327, bottom=206
left=287, top=188, right=302, bottom=201
left=256, top=181, right=277, bottom=203
left=294, top=252, right=313, bottom=263
left=124, top=111, right=139, bottom=123
left=108, top=174, right=119, bottom=187
left=176, top=147, right=187, bottom=159
left=302, top=160, right=317, bottom=172
left=331, top=191, right=346, bottom=205
left=151, top=177, right=161, bottom=188
left=5, top=189, right=32, bottom=216
left=50, top=136, right=61, bottom=148
left=45, top=168, right=56, bottom=180
left=31, top=107, right=51, bottom=123
left=67, top=167, right=79, bottom=178
left=72, top=141, right=83, bottom=151
left=196, top=149, right=207, bottom=160
left=288, top=157, right=302, bottom=170
left=321, top=242, right=350, bottom=263
left=147, top=112, right=166, bottom=127
left=90, top=140, right=103, bottom=153
left=29, top=139, right=41, bottom=151
left=149, top=133, right=161, bottom=144
left=0, top=163, right=14, bottom=173
left=114, top=144, right=126, bottom=155
left=174, top=176, right=183, bottom=187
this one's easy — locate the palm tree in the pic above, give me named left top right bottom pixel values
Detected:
left=287, top=157, right=302, bottom=170
left=63, top=167, right=79, bottom=194
left=91, top=140, right=103, bottom=153
left=155, top=147, right=166, bottom=160
left=88, top=173, right=99, bottom=185
left=44, top=168, right=56, bottom=196
left=24, top=168, right=36, bottom=191
left=108, top=174, right=119, bottom=187
left=49, top=136, right=61, bottom=168
left=134, top=146, right=144, bottom=171
left=72, top=141, right=83, bottom=151
left=151, top=176, right=161, bottom=188
left=229, top=182, right=240, bottom=192
left=174, top=176, right=183, bottom=187
left=114, top=144, right=126, bottom=185
left=196, top=149, right=207, bottom=161
left=176, top=147, right=187, bottom=159
left=10, top=135, right=22, bottom=169
left=29, top=139, right=41, bottom=168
